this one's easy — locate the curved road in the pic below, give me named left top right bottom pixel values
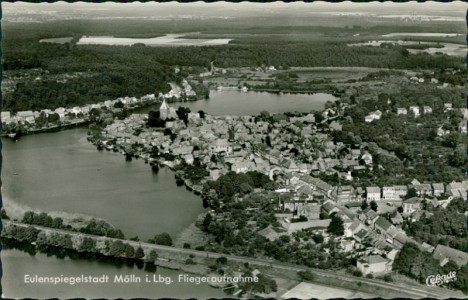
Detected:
left=4, top=220, right=463, bottom=299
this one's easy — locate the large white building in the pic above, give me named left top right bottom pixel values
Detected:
left=366, top=187, right=381, bottom=201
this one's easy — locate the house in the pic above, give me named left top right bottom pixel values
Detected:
left=423, top=106, right=432, bottom=114
left=344, top=202, right=362, bottom=213
left=421, top=242, right=435, bottom=253
left=432, top=245, right=468, bottom=267
left=396, top=108, right=407, bottom=115
left=458, top=120, right=467, bottom=134
left=357, top=255, right=390, bottom=276
left=296, top=185, right=315, bottom=200
left=416, top=183, right=432, bottom=196
left=54, top=107, right=66, bottom=119
left=209, top=169, right=221, bottom=181
left=17, top=111, right=35, bottom=123
left=345, top=219, right=365, bottom=238
left=172, top=146, right=194, bottom=156
left=361, top=152, right=373, bottom=165
left=350, top=149, right=361, bottom=160
left=446, top=181, right=467, bottom=200
left=256, top=225, right=285, bottom=242
left=296, top=203, right=321, bottom=220
left=373, top=216, right=392, bottom=234
left=409, top=106, right=420, bottom=117
left=209, top=139, right=232, bottom=155
left=232, top=161, right=255, bottom=174
left=390, top=211, right=403, bottom=225
left=444, top=103, right=453, bottom=112
left=403, top=197, right=422, bottom=214
left=336, top=185, right=355, bottom=204
left=382, top=186, right=396, bottom=200
left=329, top=120, right=342, bottom=131
left=321, top=201, right=340, bottom=216
left=366, top=187, right=381, bottom=201
left=1, top=112, right=11, bottom=124
left=182, top=154, right=194, bottom=165
left=432, top=183, right=445, bottom=197
left=282, top=219, right=331, bottom=234
left=364, top=110, right=382, bottom=123
left=393, top=185, right=408, bottom=199
left=340, top=239, right=355, bottom=252
left=354, top=228, right=369, bottom=242
left=300, top=175, right=334, bottom=197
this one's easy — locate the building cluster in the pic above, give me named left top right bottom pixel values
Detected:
left=1, top=95, right=155, bottom=128
left=1, top=79, right=197, bottom=132
left=94, top=99, right=468, bottom=279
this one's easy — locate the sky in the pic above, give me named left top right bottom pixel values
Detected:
left=4, top=1, right=467, bottom=12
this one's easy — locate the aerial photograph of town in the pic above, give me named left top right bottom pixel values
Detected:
left=1, top=1, right=467, bottom=299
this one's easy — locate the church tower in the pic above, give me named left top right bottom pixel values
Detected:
left=160, top=98, right=170, bottom=120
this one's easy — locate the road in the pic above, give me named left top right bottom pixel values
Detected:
left=4, top=220, right=463, bottom=299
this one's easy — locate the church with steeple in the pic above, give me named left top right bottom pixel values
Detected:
left=160, top=98, right=170, bottom=120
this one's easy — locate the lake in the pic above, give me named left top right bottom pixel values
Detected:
left=381, top=33, right=463, bottom=37
left=138, top=90, right=336, bottom=115
left=348, top=40, right=466, bottom=57
left=1, top=90, right=334, bottom=297
left=77, top=33, right=231, bottom=46
left=2, top=128, right=206, bottom=241
left=2, top=249, right=225, bottom=299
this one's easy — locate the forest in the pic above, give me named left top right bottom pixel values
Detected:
left=3, top=16, right=465, bottom=112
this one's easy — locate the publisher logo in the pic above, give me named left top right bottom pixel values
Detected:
left=426, top=272, right=457, bottom=286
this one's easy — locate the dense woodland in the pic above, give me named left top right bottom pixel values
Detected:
left=403, top=198, right=468, bottom=252
left=393, top=242, right=468, bottom=292
left=3, top=18, right=465, bottom=112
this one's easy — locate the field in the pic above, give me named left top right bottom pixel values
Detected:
left=77, top=33, right=232, bottom=47
left=39, top=37, right=73, bottom=44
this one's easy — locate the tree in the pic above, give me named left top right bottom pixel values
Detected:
left=198, top=110, right=206, bottom=119
left=109, top=240, right=126, bottom=257
left=297, top=270, right=314, bottom=281
left=313, top=234, right=324, bottom=244
left=35, top=111, right=48, bottom=127
left=125, top=244, right=135, bottom=258
left=47, top=113, right=60, bottom=123
left=447, top=197, right=467, bottom=213
left=265, top=135, right=272, bottom=147
left=1, top=209, right=9, bottom=220
left=151, top=232, right=173, bottom=246
left=448, top=145, right=466, bottom=167
left=370, top=200, right=378, bottom=212
left=397, top=206, right=404, bottom=213
left=216, top=256, right=228, bottom=265
left=135, top=246, right=145, bottom=260
left=442, top=132, right=463, bottom=149
left=210, top=154, right=218, bottom=163
left=405, top=188, right=418, bottom=199
left=327, top=215, right=344, bottom=236
left=146, top=249, right=158, bottom=262
left=314, top=112, right=324, bottom=123
left=361, top=200, right=369, bottom=210
left=202, top=213, right=213, bottom=230
left=22, top=211, right=35, bottom=224
left=113, top=100, right=124, bottom=108
left=79, top=237, right=96, bottom=252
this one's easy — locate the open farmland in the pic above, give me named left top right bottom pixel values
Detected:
left=77, top=33, right=232, bottom=46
